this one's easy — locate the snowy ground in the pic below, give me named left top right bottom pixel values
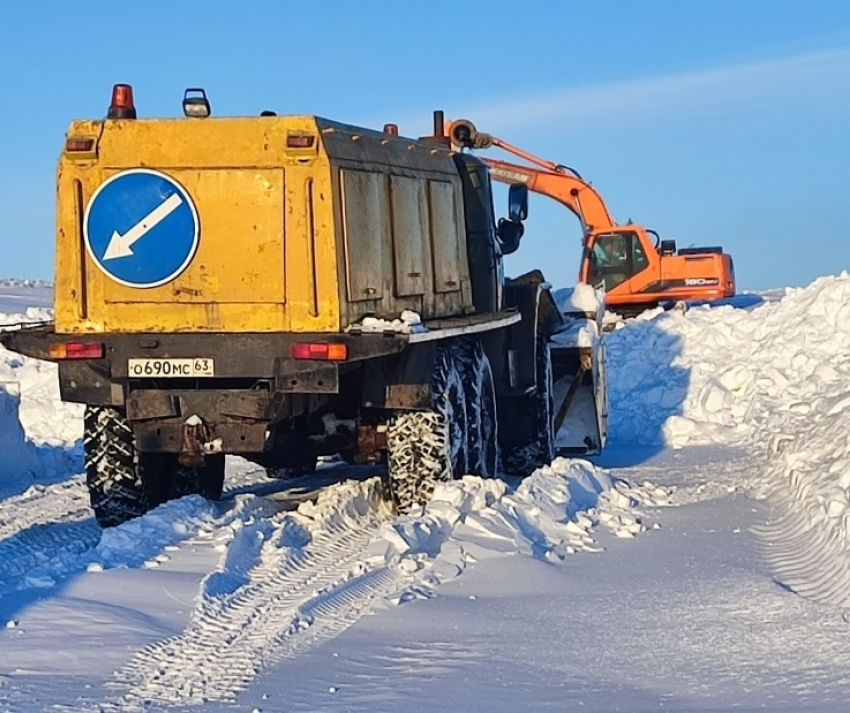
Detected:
left=1, top=274, right=850, bottom=712
left=0, top=279, right=52, bottom=319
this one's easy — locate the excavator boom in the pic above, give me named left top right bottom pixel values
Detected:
left=447, top=119, right=615, bottom=238
left=482, top=159, right=615, bottom=239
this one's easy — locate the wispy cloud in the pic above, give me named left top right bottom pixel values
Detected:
left=380, top=46, right=850, bottom=136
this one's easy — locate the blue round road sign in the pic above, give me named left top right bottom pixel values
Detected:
left=84, top=169, right=200, bottom=288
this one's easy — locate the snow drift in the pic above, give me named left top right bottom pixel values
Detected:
left=606, top=273, right=850, bottom=451
left=103, top=461, right=670, bottom=706
left=0, top=306, right=82, bottom=494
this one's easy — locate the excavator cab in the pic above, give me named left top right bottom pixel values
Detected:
left=584, top=229, right=653, bottom=293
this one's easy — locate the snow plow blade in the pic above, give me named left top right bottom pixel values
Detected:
left=549, top=301, right=608, bottom=456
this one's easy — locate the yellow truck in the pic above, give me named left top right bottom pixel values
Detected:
left=1, top=85, right=607, bottom=527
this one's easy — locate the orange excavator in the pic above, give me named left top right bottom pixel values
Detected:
left=446, top=119, right=736, bottom=315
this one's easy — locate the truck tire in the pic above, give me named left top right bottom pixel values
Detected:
left=502, top=336, right=555, bottom=475
left=85, top=408, right=226, bottom=527
left=387, top=341, right=469, bottom=510
left=84, top=406, right=151, bottom=527
left=466, top=340, right=499, bottom=478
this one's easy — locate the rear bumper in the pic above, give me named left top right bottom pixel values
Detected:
left=1, top=326, right=407, bottom=376
left=1, top=311, right=522, bottom=455
left=1, top=326, right=408, bottom=453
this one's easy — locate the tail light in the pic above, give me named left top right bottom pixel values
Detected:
left=64, top=137, right=95, bottom=152
left=290, top=342, right=347, bottom=361
left=64, top=136, right=97, bottom=160
left=107, top=83, right=136, bottom=119
left=49, top=342, right=105, bottom=360
left=286, top=133, right=316, bottom=149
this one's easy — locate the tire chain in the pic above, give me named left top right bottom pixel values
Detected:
left=387, top=341, right=470, bottom=510
left=84, top=406, right=151, bottom=527
left=465, top=339, right=499, bottom=478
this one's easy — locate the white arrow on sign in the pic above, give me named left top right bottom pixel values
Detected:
left=103, top=192, right=184, bottom=260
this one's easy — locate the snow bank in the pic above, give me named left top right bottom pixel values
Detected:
left=0, top=306, right=82, bottom=492
left=0, top=383, right=39, bottom=481
left=754, top=389, right=850, bottom=606
left=739, top=275, right=850, bottom=605
left=606, top=272, right=850, bottom=449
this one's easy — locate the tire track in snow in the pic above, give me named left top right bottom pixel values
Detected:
left=754, top=487, right=850, bottom=607
left=0, top=459, right=364, bottom=598
left=108, top=478, right=406, bottom=708
left=0, top=475, right=90, bottom=540
left=0, top=475, right=100, bottom=588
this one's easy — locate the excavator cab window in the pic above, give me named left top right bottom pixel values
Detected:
left=588, top=230, right=648, bottom=292
left=593, top=234, right=627, bottom=268
left=632, top=239, right=649, bottom=272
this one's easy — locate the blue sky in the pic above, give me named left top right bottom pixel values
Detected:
left=2, top=1, right=850, bottom=291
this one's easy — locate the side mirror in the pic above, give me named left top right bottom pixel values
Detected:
left=660, top=239, right=677, bottom=256
left=497, top=218, right=524, bottom=255
left=508, top=183, right=529, bottom=222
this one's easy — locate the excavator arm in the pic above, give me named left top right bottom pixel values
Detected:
left=483, top=159, right=615, bottom=239
left=446, top=119, right=616, bottom=239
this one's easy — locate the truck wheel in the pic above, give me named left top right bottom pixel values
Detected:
left=171, top=455, right=226, bottom=500
left=387, top=342, right=469, bottom=510
left=84, top=406, right=151, bottom=528
left=466, top=340, right=499, bottom=478
left=502, top=336, right=555, bottom=475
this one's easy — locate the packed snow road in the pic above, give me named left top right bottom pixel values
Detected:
left=2, top=274, right=850, bottom=712
left=0, top=449, right=668, bottom=711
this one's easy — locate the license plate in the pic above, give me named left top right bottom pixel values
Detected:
left=128, top=358, right=215, bottom=378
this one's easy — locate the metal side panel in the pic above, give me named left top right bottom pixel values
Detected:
left=389, top=175, right=428, bottom=297
left=427, top=180, right=463, bottom=294
left=99, top=168, right=286, bottom=306
left=341, top=169, right=386, bottom=302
